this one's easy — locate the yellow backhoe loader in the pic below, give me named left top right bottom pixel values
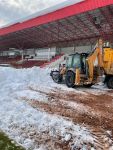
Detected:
left=51, top=39, right=113, bottom=89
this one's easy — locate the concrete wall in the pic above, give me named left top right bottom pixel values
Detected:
left=0, top=50, right=21, bottom=56
left=60, top=45, right=94, bottom=54
left=35, top=47, right=56, bottom=56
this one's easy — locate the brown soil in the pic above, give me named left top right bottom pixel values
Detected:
left=19, top=86, right=113, bottom=149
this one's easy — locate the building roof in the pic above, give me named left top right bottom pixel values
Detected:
left=0, top=0, right=113, bottom=50
left=0, top=0, right=84, bottom=29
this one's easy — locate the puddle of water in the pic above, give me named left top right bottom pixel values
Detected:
left=0, top=132, right=25, bottom=150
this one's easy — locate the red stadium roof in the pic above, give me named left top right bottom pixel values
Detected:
left=0, top=0, right=113, bottom=50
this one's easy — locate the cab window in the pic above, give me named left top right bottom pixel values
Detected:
left=66, top=56, right=73, bottom=68
left=72, top=54, right=81, bottom=68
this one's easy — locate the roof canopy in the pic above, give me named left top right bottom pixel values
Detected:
left=0, top=0, right=113, bottom=50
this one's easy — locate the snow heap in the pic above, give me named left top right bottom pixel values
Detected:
left=0, top=67, right=52, bottom=86
left=0, top=67, right=95, bottom=149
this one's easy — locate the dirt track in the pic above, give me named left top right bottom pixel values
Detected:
left=28, top=86, right=113, bottom=131
left=19, top=86, right=113, bottom=149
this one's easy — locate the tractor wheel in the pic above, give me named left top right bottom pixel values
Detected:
left=65, top=71, right=75, bottom=88
left=106, top=76, right=113, bottom=89
left=51, top=71, right=62, bottom=83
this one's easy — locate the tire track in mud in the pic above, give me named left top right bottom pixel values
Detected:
left=19, top=86, right=113, bottom=149
left=18, top=97, right=113, bottom=150
left=47, top=90, right=113, bottom=131
left=29, top=86, right=113, bottom=131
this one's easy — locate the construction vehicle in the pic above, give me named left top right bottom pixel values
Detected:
left=51, top=39, right=113, bottom=89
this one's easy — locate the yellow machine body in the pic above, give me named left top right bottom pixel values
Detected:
left=51, top=39, right=113, bottom=89
left=103, top=48, right=113, bottom=75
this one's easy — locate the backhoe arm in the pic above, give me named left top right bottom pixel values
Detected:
left=86, top=39, right=103, bottom=82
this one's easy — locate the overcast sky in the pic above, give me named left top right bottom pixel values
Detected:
left=0, top=0, right=67, bottom=27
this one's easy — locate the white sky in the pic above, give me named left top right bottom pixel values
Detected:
left=0, top=0, right=68, bottom=27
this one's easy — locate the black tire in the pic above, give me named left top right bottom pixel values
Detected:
left=106, top=76, right=113, bottom=89
left=84, top=84, right=93, bottom=88
left=51, top=71, right=62, bottom=83
left=65, top=71, right=75, bottom=88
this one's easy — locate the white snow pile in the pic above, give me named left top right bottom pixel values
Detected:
left=0, top=67, right=95, bottom=149
left=0, top=67, right=52, bottom=87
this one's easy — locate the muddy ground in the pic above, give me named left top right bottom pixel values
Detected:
left=19, top=85, right=113, bottom=150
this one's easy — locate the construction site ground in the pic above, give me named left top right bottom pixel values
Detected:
left=28, top=85, right=113, bottom=132
left=0, top=67, right=113, bottom=150
left=20, top=84, right=113, bottom=150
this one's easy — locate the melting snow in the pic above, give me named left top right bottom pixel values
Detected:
left=0, top=67, right=106, bottom=149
